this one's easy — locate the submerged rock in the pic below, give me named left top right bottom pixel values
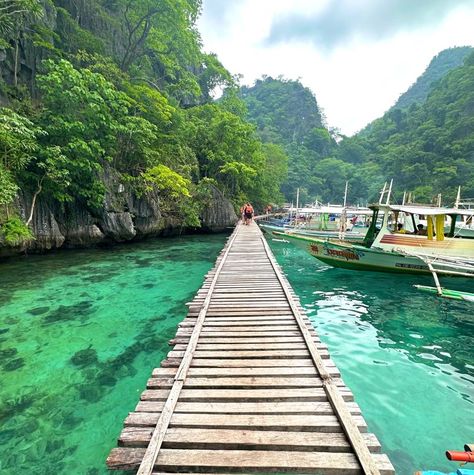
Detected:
left=70, top=348, right=98, bottom=367
left=2, top=357, right=25, bottom=371
left=28, top=307, right=50, bottom=316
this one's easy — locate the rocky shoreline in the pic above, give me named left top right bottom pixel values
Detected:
left=1, top=183, right=237, bottom=258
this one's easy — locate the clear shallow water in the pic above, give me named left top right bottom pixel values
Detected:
left=267, top=238, right=474, bottom=475
left=0, top=235, right=227, bottom=475
left=1, top=233, right=472, bottom=475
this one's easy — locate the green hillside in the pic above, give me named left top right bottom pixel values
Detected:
left=393, top=46, right=473, bottom=110
left=341, top=50, right=474, bottom=203
left=240, top=77, right=340, bottom=204
left=242, top=48, right=474, bottom=206
left=0, top=0, right=288, bottom=246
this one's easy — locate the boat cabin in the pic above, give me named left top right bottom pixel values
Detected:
left=364, top=204, right=474, bottom=258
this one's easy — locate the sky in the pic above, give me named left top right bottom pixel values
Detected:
left=197, top=0, right=474, bottom=136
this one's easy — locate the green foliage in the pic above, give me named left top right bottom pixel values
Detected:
left=186, top=104, right=264, bottom=198
left=55, top=7, right=106, bottom=54
left=0, top=0, right=287, bottom=235
left=37, top=59, right=163, bottom=207
left=241, top=77, right=324, bottom=145
left=240, top=76, right=338, bottom=203
left=251, top=143, right=288, bottom=206
left=142, top=164, right=191, bottom=198
left=0, top=107, right=41, bottom=172
left=393, top=46, right=473, bottom=111
left=142, top=164, right=200, bottom=226
left=0, top=217, right=33, bottom=246
left=0, top=0, right=43, bottom=36
left=0, top=168, right=18, bottom=206
left=340, top=51, right=474, bottom=203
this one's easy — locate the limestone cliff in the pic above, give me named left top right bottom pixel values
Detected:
left=0, top=182, right=238, bottom=257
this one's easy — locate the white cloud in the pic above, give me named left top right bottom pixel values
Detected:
left=198, top=1, right=474, bottom=136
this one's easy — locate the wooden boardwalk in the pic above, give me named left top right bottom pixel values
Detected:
left=107, top=222, right=394, bottom=475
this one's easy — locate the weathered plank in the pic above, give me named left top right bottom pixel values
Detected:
left=125, top=412, right=368, bottom=432
left=140, top=388, right=354, bottom=402
left=134, top=400, right=361, bottom=415
left=120, top=427, right=379, bottom=451
left=108, top=448, right=394, bottom=474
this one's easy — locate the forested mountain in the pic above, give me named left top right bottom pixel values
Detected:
left=341, top=50, right=474, bottom=203
left=392, top=46, right=473, bottom=111
left=0, top=0, right=287, bottom=251
left=240, top=77, right=339, bottom=204
left=242, top=48, right=474, bottom=206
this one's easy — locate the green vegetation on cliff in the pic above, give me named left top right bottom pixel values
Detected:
left=0, top=0, right=288, bottom=245
left=242, top=48, right=474, bottom=206
left=240, top=77, right=339, bottom=204
left=392, top=46, right=473, bottom=111
left=342, top=50, right=474, bottom=203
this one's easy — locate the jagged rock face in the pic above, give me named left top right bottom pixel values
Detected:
left=57, top=204, right=104, bottom=247
left=0, top=182, right=237, bottom=257
left=200, top=186, right=238, bottom=232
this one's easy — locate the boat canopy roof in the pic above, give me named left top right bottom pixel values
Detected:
left=369, top=203, right=474, bottom=216
left=287, top=206, right=373, bottom=215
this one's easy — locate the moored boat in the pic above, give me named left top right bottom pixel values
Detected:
left=258, top=204, right=371, bottom=243
left=276, top=203, right=474, bottom=276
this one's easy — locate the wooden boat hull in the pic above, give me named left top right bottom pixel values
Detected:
left=276, top=232, right=433, bottom=274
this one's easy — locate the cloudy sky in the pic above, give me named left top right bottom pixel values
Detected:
left=197, top=0, right=474, bottom=136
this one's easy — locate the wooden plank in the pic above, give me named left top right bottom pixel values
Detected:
left=107, top=448, right=394, bottom=474
left=146, top=376, right=346, bottom=389
left=189, top=358, right=315, bottom=367
left=152, top=365, right=341, bottom=378
left=141, top=387, right=354, bottom=402
left=120, top=427, right=380, bottom=452
left=168, top=349, right=327, bottom=359
left=170, top=336, right=313, bottom=344
left=125, top=412, right=368, bottom=432
left=191, top=330, right=311, bottom=338
left=173, top=343, right=323, bottom=351
left=135, top=400, right=361, bottom=415
left=153, top=449, right=394, bottom=474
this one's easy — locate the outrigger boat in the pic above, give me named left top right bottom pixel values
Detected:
left=275, top=203, right=474, bottom=298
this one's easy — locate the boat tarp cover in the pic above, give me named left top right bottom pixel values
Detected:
left=370, top=204, right=474, bottom=216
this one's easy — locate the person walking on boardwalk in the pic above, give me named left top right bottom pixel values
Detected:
left=243, top=202, right=254, bottom=225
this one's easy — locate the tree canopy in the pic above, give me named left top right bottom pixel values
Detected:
left=0, top=0, right=288, bottom=243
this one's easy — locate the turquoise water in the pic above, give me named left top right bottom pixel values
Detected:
left=0, top=234, right=472, bottom=475
left=267, top=238, right=474, bottom=475
left=0, top=235, right=227, bottom=475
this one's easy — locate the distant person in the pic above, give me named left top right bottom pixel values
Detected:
left=243, top=202, right=254, bottom=225
left=396, top=223, right=407, bottom=234
left=416, top=224, right=427, bottom=235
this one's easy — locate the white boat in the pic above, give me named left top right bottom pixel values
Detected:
left=258, top=204, right=372, bottom=243
left=277, top=203, right=474, bottom=276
